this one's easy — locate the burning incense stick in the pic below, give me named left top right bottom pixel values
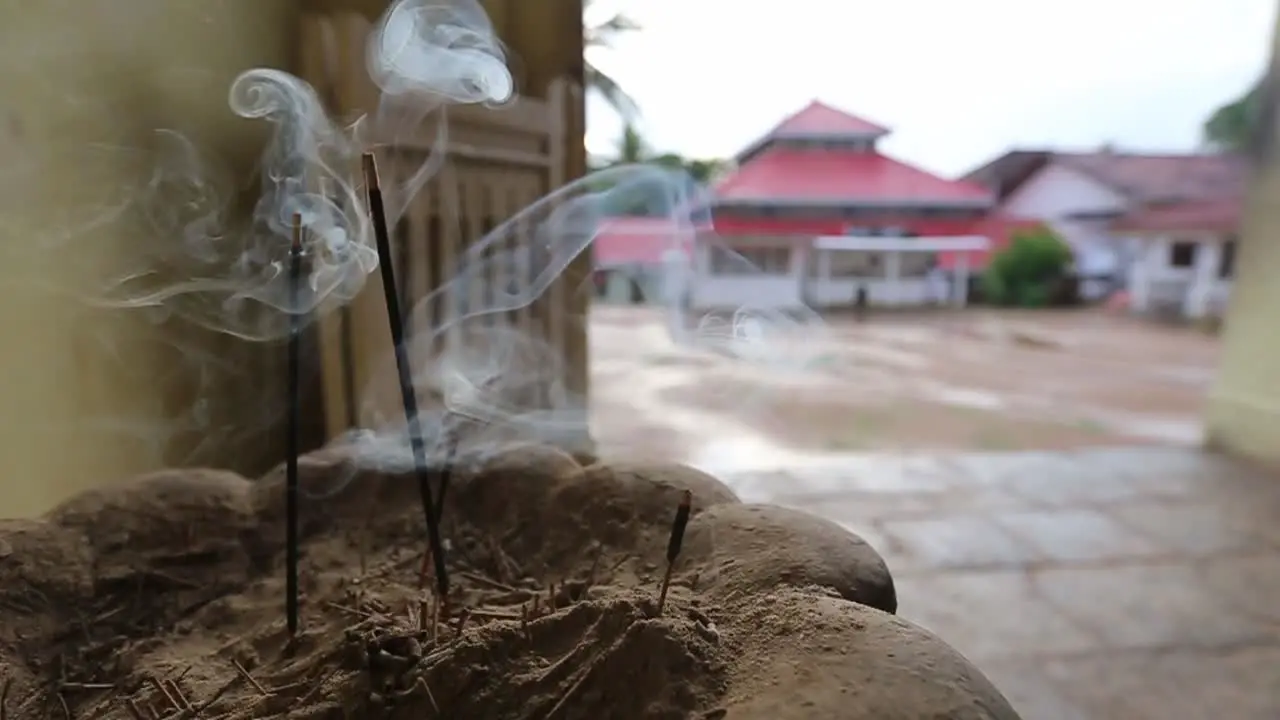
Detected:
left=360, top=153, right=451, bottom=604
left=286, top=213, right=304, bottom=636
left=657, top=490, right=693, bottom=615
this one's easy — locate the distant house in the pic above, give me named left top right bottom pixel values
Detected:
left=962, top=149, right=1246, bottom=303
left=591, top=217, right=694, bottom=305
left=1112, top=197, right=1241, bottom=319
left=691, top=101, right=1036, bottom=311
left=588, top=101, right=1042, bottom=312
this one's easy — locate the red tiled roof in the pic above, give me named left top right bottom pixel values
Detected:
left=592, top=217, right=699, bottom=267
left=770, top=100, right=889, bottom=136
left=714, top=148, right=995, bottom=205
left=1057, top=153, right=1247, bottom=203
left=963, top=150, right=1247, bottom=204
left=1111, top=197, right=1242, bottom=233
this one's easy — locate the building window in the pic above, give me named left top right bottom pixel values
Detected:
left=840, top=207, right=877, bottom=221
left=1219, top=236, right=1237, bottom=279
left=829, top=250, right=882, bottom=278
left=1169, top=240, right=1197, bottom=268
left=709, top=244, right=791, bottom=276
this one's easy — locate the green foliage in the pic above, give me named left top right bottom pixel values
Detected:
left=589, top=124, right=727, bottom=216
left=1203, top=78, right=1263, bottom=152
left=616, top=123, right=650, bottom=163
left=981, top=227, right=1073, bottom=308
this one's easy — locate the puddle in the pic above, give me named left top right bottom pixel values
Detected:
left=926, top=385, right=1008, bottom=412
left=1088, top=413, right=1205, bottom=445
left=838, top=344, right=930, bottom=371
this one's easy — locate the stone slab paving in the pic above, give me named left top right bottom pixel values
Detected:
left=722, top=447, right=1280, bottom=719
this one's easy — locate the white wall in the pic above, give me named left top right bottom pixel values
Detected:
left=1127, top=234, right=1232, bottom=318
left=1001, top=162, right=1131, bottom=298
left=805, top=278, right=932, bottom=307
left=690, top=240, right=949, bottom=310
left=691, top=239, right=808, bottom=310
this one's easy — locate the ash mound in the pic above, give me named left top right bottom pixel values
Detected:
left=0, top=444, right=1018, bottom=719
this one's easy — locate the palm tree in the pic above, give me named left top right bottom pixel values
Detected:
left=584, top=0, right=641, bottom=120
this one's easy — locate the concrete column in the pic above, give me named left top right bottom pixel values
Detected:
left=1128, top=237, right=1152, bottom=313
left=792, top=243, right=807, bottom=307
left=885, top=251, right=901, bottom=307
left=954, top=255, right=970, bottom=307
left=1184, top=239, right=1221, bottom=319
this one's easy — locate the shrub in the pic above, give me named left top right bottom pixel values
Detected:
left=982, top=227, right=1074, bottom=307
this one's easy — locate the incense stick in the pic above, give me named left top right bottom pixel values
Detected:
left=657, top=490, right=692, bottom=615
left=286, top=213, right=304, bottom=636
left=360, top=152, right=451, bottom=604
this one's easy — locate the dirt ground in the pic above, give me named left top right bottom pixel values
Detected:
left=589, top=306, right=1219, bottom=466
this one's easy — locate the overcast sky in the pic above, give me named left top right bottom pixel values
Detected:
left=583, top=0, right=1277, bottom=177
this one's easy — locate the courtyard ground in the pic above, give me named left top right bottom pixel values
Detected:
left=590, top=305, right=1280, bottom=719
left=590, top=305, right=1217, bottom=465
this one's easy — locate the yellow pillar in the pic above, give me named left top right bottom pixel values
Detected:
left=1205, top=7, right=1280, bottom=461
left=0, top=0, right=302, bottom=517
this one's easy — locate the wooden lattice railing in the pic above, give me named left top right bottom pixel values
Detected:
left=299, top=12, right=581, bottom=442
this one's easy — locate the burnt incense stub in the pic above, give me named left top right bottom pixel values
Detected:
left=657, top=488, right=694, bottom=615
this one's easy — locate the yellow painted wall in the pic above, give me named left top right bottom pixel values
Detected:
left=1205, top=9, right=1280, bottom=462
left=0, top=1, right=302, bottom=518
left=0, top=0, right=585, bottom=518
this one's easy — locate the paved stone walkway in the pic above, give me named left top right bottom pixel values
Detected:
left=718, top=447, right=1280, bottom=719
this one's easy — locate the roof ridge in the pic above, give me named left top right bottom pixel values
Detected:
left=769, top=99, right=890, bottom=136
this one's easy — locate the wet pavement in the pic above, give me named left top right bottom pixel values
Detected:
left=707, top=447, right=1280, bottom=720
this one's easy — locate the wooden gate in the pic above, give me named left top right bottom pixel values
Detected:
left=299, top=12, right=584, bottom=442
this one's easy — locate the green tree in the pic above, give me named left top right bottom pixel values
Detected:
left=982, top=227, right=1074, bottom=307
left=591, top=124, right=729, bottom=215
left=1203, top=78, right=1264, bottom=152
left=615, top=123, right=650, bottom=163
left=585, top=0, right=641, bottom=120
left=600, top=126, right=729, bottom=183
left=653, top=153, right=729, bottom=183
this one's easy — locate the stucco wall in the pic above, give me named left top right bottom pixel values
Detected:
left=0, top=1, right=302, bottom=518
left=1204, top=5, right=1280, bottom=462
left=1206, top=175, right=1280, bottom=460
left=0, top=0, right=588, bottom=518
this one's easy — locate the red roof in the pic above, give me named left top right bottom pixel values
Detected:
left=592, top=217, right=699, bottom=267
left=964, top=150, right=1247, bottom=204
left=714, top=148, right=995, bottom=205
left=770, top=100, right=889, bottom=136
left=1111, top=198, right=1242, bottom=233
left=1057, top=153, right=1246, bottom=203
